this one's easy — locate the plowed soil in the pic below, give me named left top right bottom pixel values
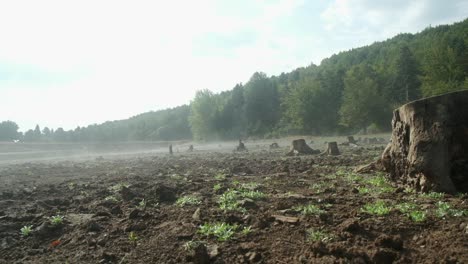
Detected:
left=0, top=141, right=467, bottom=264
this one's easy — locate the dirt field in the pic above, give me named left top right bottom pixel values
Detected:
left=0, top=138, right=467, bottom=263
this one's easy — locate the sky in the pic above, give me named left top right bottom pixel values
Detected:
left=0, top=0, right=467, bottom=132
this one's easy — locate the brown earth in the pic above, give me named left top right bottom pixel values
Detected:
left=0, top=142, right=467, bottom=264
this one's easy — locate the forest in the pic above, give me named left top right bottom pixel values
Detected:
left=1, top=19, right=467, bottom=142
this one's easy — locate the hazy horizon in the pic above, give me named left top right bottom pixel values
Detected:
left=1, top=0, right=467, bottom=132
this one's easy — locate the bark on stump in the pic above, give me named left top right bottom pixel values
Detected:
left=286, top=139, right=320, bottom=156
left=382, top=90, right=468, bottom=193
left=326, top=142, right=340, bottom=155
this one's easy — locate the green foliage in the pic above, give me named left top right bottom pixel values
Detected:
left=306, top=228, right=334, bottom=243
left=435, top=201, right=467, bottom=218
left=0, top=121, right=20, bottom=141
left=198, top=222, right=239, bottom=241
left=20, top=225, right=33, bottom=237
left=183, top=240, right=205, bottom=252
left=176, top=196, right=202, bottom=207
left=218, top=189, right=244, bottom=212
left=241, top=226, right=252, bottom=236
left=128, top=231, right=138, bottom=245
left=361, top=201, right=392, bottom=216
left=50, top=215, right=64, bottom=225
left=213, top=183, right=222, bottom=192
left=420, top=192, right=444, bottom=199
left=294, top=204, right=325, bottom=216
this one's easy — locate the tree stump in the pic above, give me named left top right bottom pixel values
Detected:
left=169, top=144, right=173, bottom=155
left=187, top=145, right=194, bottom=152
left=326, top=142, right=340, bottom=155
left=347, top=136, right=357, bottom=144
left=236, top=140, right=248, bottom=152
left=286, top=139, right=320, bottom=156
left=269, top=143, right=279, bottom=149
left=382, top=90, right=468, bottom=193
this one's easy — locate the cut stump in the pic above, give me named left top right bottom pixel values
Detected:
left=326, top=142, right=340, bottom=155
left=286, top=139, right=320, bottom=156
left=382, top=90, right=468, bottom=193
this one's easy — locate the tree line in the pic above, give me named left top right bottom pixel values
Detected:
left=2, top=19, right=467, bottom=142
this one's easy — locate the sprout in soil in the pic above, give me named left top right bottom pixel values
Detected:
left=20, top=225, right=33, bottom=237
left=50, top=215, right=64, bottom=225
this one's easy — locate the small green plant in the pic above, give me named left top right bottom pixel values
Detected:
left=241, top=226, right=252, bottom=236
left=241, top=182, right=260, bottom=190
left=67, top=182, right=76, bottom=190
left=176, top=196, right=202, bottom=207
left=361, top=201, right=392, bottom=216
left=183, top=240, right=204, bottom=252
left=346, top=173, right=364, bottom=183
left=435, top=201, right=466, bottom=218
left=213, top=183, right=222, bottom=191
left=396, top=202, right=418, bottom=214
left=20, top=225, right=33, bottom=237
left=104, top=195, right=119, bottom=202
left=214, top=173, right=226, bottom=181
left=366, top=175, right=389, bottom=187
left=50, top=215, right=64, bottom=225
left=310, top=183, right=325, bottom=193
left=294, top=204, right=325, bottom=216
left=357, top=186, right=370, bottom=194
left=218, top=189, right=244, bottom=212
left=240, top=190, right=266, bottom=200
left=306, top=228, right=334, bottom=242
left=109, top=183, right=130, bottom=193
left=420, top=192, right=444, bottom=199
left=128, top=231, right=138, bottom=245
left=198, top=222, right=238, bottom=241
left=408, top=210, right=427, bottom=222
left=138, top=199, right=147, bottom=209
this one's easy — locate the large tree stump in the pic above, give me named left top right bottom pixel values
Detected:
left=286, top=139, right=320, bottom=156
left=326, top=142, right=340, bottom=155
left=382, top=90, right=468, bottom=193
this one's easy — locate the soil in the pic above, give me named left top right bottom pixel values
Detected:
left=0, top=140, right=467, bottom=264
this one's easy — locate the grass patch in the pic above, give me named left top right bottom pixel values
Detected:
left=435, top=201, right=467, bottom=218
left=20, top=225, right=33, bottom=237
left=176, top=196, right=202, bottom=207
left=420, top=192, right=444, bottom=199
left=361, top=200, right=392, bottom=216
left=294, top=204, right=325, bottom=216
left=198, top=222, right=238, bottom=241
left=306, top=228, right=334, bottom=242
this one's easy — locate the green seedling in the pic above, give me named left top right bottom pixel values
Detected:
left=366, top=175, right=389, bottom=187
left=408, top=210, right=427, bottom=222
left=294, top=204, right=325, bottom=216
left=109, top=183, right=130, bottom=193
left=361, top=201, right=392, bottom=216
left=214, top=173, right=226, bottom=181
left=420, top=192, right=444, bottom=199
left=396, top=202, right=418, bottom=214
left=183, top=240, right=205, bottom=252
left=138, top=199, right=147, bottom=209
left=198, top=222, right=238, bottom=241
left=128, top=231, right=138, bottom=245
left=241, top=182, right=260, bottom=190
left=357, top=187, right=370, bottom=194
left=218, top=189, right=244, bottom=212
left=239, top=190, right=266, bottom=200
left=435, top=201, right=467, bottom=218
left=20, top=225, right=33, bottom=237
left=50, top=215, right=64, bottom=225
left=176, top=196, right=202, bottom=207
left=241, top=226, right=252, bottom=236
left=105, top=195, right=119, bottom=202
left=213, top=183, right=222, bottom=191
left=67, top=182, right=76, bottom=190
left=306, top=228, right=334, bottom=242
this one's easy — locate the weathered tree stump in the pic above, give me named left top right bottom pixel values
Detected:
left=347, top=136, right=357, bottom=144
left=236, top=140, right=248, bottom=152
left=286, top=139, right=320, bottom=156
left=269, top=143, right=279, bottom=149
left=187, top=145, right=194, bottom=152
left=169, top=144, right=173, bottom=155
left=382, top=90, right=468, bottom=193
left=326, top=142, right=340, bottom=155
